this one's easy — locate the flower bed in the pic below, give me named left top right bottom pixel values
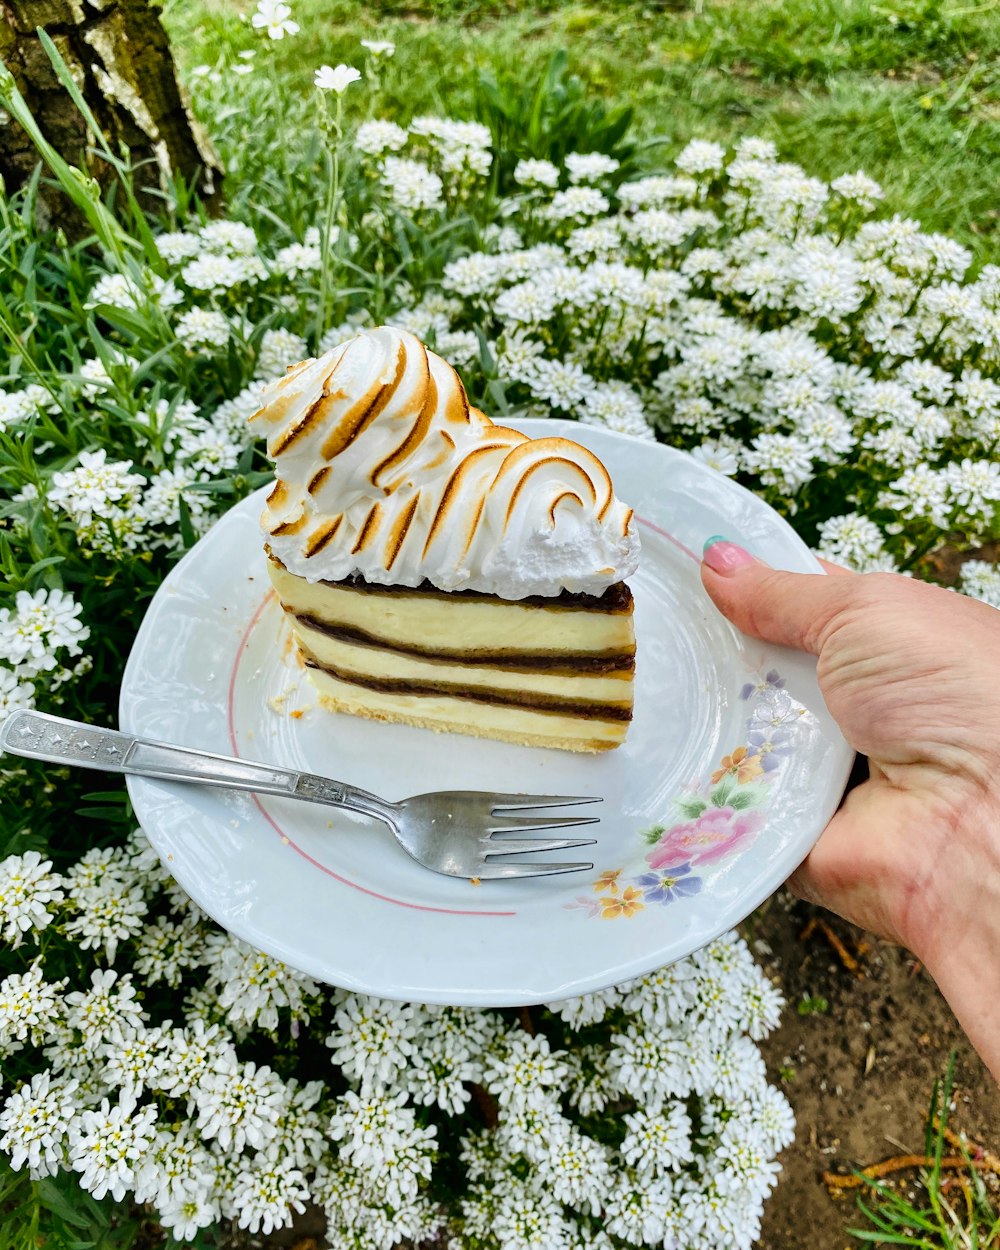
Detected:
left=0, top=33, right=997, bottom=1250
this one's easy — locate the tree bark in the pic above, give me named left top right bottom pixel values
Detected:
left=0, top=0, right=221, bottom=222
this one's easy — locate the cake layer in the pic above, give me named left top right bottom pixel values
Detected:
left=268, top=559, right=635, bottom=661
left=305, top=665, right=629, bottom=752
left=292, top=616, right=632, bottom=708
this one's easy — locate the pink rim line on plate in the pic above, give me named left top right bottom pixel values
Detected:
left=226, top=589, right=516, bottom=917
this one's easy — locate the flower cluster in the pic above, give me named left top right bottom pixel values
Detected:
left=0, top=833, right=789, bottom=1248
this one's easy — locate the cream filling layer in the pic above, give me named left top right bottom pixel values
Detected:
left=292, top=618, right=632, bottom=707
left=268, top=561, right=635, bottom=659
left=306, top=667, right=628, bottom=750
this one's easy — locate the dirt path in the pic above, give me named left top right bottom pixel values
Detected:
left=754, top=892, right=1000, bottom=1249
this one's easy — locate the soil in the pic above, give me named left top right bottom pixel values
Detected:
left=753, top=891, right=1000, bottom=1250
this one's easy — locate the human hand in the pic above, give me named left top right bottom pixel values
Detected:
left=701, top=538, right=1000, bottom=1081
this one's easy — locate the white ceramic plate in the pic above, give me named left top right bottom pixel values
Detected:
left=121, top=419, right=853, bottom=1006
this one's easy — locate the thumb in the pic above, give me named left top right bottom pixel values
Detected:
left=700, top=536, right=858, bottom=655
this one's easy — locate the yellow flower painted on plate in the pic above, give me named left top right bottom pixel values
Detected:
left=711, top=746, right=764, bottom=785
left=593, top=870, right=622, bottom=894
left=601, top=886, right=644, bottom=919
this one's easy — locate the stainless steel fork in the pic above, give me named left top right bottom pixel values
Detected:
left=0, top=710, right=600, bottom=880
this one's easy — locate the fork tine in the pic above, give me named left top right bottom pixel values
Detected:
left=484, top=837, right=597, bottom=858
left=489, top=813, right=600, bottom=833
left=475, top=860, right=594, bottom=880
left=488, top=793, right=603, bottom=811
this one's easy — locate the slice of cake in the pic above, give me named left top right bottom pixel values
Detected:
left=249, top=326, right=640, bottom=752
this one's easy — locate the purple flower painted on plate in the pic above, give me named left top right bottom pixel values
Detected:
left=740, top=669, right=786, bottom=701
left=748, top=689, right=802, bottom=733
left=646, top=806, right=765, bottom=870
left=747, top=726, right=794, bottom=772
left=637, top=863, right=703, bottom=904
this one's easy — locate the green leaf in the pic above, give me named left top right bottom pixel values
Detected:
left=675, top=797, right=707, bottom=819
left=34, top=1177, right=93, bottom=1228
left=709, top=779, right=735, bottom=806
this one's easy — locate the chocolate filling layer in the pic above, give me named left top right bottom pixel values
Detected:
left=292, top=610, right=636, bottom=670
left=302, top=655, right=633, bottom=722
left=268, top=552, right=633, bottom=612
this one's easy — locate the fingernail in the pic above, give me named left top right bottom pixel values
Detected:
left=703, top=535, right=756, bottom=575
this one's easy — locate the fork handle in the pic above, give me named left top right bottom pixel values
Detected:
left=0, top=710, right=392, bottom=821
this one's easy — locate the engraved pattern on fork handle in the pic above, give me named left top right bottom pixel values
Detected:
left=0, top=710, right=392, bottom=821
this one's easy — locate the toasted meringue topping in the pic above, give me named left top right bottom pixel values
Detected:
left=250, top=327, right=640, bottom=598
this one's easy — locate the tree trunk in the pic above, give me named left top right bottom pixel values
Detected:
left=0, top=0, right=221, bottom=222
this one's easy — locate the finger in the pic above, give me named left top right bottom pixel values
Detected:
left=785, top=781, right=913, bottom=947
left=701, top=538, right=861, bottom=655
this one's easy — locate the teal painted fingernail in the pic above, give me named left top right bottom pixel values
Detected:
left=703, top=537, right=756, bottom=575
left=703, top=535, right=729, bottom=553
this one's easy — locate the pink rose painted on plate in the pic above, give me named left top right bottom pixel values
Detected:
left=646, top=805, right=765, bottom=871
left=566, top=676, right=808, bottom=920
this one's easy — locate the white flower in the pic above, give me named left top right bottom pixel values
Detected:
left=0, top=1070, right=79, bottom=1177
left=191, top=1057, right=285, bottom=1153
left=618, top=174, right=698, bottom=208
left=513, top=158, right=560, bottom=189
left=47, top=450, right=145, bottom=535
left=133, top=914, right=206, bottom=987
left=544, top=186, right=609, bottom=223
left=743, top=432, right=815, bottom=491
left=491, top=1176, right=573, bottom=1248
left=273, top=241, right=322, bottom=275
left=68, top=1092, right=158, bottom=1201
left=604, top=1169, right=675, bottom=1243
left=64, top=878, right=147, bottom=962
left=565, top=152, right=619, bottom=183
left=205, top=932, right=320, bottom=1031
left=579, top=381, right=655, bottom=440
left=0, top=851, right=65, bottom=946
left=150, top=1020, right=234, bottom=1099
left=100, top=1026, right=166, bottom=1099
left=831, top=170, right=884, bottom=211
left=315, top=63, right=362, bottom=93
left=182, top=253, right=258, bottom=291
left=65, top=970, right=146, bottom=1052
left=156, top=1190, right=219, bottom=1243
left=355, top=119, right=408, bottom=157
left=326, top=995, right=419, bottom=1091
left=0, top=962, right=66, bottom=1053
left=254, top=327, right=308, bottom=380
left=199, top=220, right=259, bottom=255
left=622, top=1103, right=694, bottom=1175
left=328, top=1089, right=437, bottom=1206
left=676, top=138, right=726, bottom=175
left=155, top=231, right=201, bottom=265
left=484, top=1030, right=569, bottom=1109
left=232, top=1146, right=310, bottom=1234
left=361, top=38, right=395, bottom=58
left=0, top=670, right=34, bottom=720
left=251, top=0, right=299, bottom=39
left=175, top=307, right=231, bottom=349
left=495, top=280, right=557, bottom=326
left=945, top=458, right=1000, bottom=520
left=528, top=358, right=593, bottom=411
left=959, top=559, right=1000, bottom=609
left=381, top=157, right=445, bottom=212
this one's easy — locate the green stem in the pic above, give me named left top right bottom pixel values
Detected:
left=316, top=98, right=344, bottom=349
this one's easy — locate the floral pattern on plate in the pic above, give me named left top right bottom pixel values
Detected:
left=567, top=671, right=810, bottom=920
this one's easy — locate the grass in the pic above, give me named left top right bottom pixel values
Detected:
left=163, top=0, right=1000, bottom=261
left=844, top=1057, right=1000, bottom=1249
